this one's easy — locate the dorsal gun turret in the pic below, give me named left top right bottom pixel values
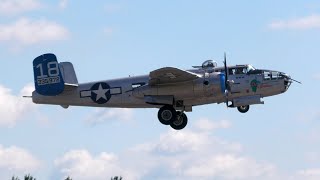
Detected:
left=192, top=60, right=217, bottom=72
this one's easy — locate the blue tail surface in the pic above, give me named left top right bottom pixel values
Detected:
left=33, top=53, right=65, bottom=96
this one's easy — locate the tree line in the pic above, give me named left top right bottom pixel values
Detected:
left=11, top=175, right=122, bottom=180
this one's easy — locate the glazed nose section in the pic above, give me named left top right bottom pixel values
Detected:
left=283, top=73, right=292, bottom=91
left=279, top=72, right=301, bottom=92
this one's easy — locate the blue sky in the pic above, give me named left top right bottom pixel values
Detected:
left=0, top=0, right=320, bottom=179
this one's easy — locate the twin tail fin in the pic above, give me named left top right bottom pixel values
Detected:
left=33, top=53, right=78, bottom=96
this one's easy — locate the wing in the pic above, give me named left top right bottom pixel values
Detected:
left=149, top=67, right=201, bottom=86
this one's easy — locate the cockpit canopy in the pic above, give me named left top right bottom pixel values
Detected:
left=215, top=64, right=256, bottom=75
left=231, top=66, right=287, bottom=80
left=227, top=65, right=256, bottom=75
left=192, top=60, right=218, bottom=72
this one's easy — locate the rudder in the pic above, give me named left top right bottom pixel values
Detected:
left=33, top=53, right=65, bottom=96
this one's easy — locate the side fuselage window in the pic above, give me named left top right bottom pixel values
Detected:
left=132, top=82, right=146, bottom=89
left=264, top=71, right=271, bottom=80
left=229, top=68, right=235, bottom=75
left=271, top=71, right=279, bottom=80
left=235, top=67, right=247, bottom=75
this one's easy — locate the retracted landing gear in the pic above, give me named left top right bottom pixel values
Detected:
left=158, top=105, right=188, bottom=130
left=237, top=105, right=250, bottom=113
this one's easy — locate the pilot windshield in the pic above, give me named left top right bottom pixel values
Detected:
left=236, top=67, right=246, bottom=74
left=246, top=65, right=255, bottom=73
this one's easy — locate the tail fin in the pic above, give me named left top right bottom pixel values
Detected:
left=59, top=62, right=78, bottom=86
left=33, top=53, right=65, bottom=96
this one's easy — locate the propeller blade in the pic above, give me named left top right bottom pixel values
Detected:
left=225, top=89, right=229, bottom=107
left=224, top=53, right=227, bottom=74
left=223, top=52, right=229, bottom=107
left=224, top=52, right=228, bottom=89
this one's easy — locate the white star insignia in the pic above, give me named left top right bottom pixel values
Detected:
left=92, top=84, right=110, bottom=101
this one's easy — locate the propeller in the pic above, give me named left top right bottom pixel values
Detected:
left=223, top=53, right=230, bottom=107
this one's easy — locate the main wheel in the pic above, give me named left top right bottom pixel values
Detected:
left=237, top=105, right=250, bottom=113
left=170, top=112, right=188, bottom=130
left=158, top=105, right=177, bottom=125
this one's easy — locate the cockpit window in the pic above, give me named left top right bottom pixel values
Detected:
left=247, top=65, right=255, bottom=73
left=271, top=71, right=279, bottom=80
left=237, top=67, right=247, bottom=74
left=228, top=67, right=247, bottom=75
left=264, top=71, right=271, bottom=80
left=229, top=68, right=235, bottom=75
left=216, top=65, right=257, bottom=75
left=263, top=71, right=281, bottom=80
left=132, top=82, right=146, bottom=89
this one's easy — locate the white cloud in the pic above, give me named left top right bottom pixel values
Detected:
left=194, top=118, right=231, bottom=131
left=307, top=129, right=320, bottom=142
left=133, top=129, right=242, bottom=154
left=0, top=84, right=36, bottom=127
left=0, top=145, right=40, bottom=179
left=0, top=18, right=69, bottom=46
left=104, top=27, right=114, bottom=36
left=104, top=3, right=123, bottom=13
left=55, top=124, right=276, bottom=180
left=297, top=168, right=320, bottom=180
left=314, top=73, right=320, bottom=80
left=86, top=108, right=133, bottom=125
left=20, top=83, right=35, bottom=96
left=59, top=0, right=68, bottom=9
left=305, top=152, right=320, bottom=163
left=0, top=0, right=42, bottom=16
left=269, top=14, right=320, bottom=30
left=55, top=150, right=137, bottom=180
left=185, top=154, right=275, bottom=179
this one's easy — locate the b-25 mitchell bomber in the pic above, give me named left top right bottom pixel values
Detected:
left=29, top=53, right=300, bottom=130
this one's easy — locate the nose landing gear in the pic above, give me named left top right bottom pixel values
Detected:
left=227, top=101, right=250, bottom=113
left=237, top=105, right=250, bottom=113
left=158, top=105, right=188, bottom=130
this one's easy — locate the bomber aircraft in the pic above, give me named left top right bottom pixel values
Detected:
left=29, top=53, right=300, bottom=130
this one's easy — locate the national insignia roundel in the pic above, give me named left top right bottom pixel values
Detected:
left=90, top=82, right=112, bottom=104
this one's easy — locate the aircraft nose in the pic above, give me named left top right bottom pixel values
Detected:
left=281, top=73, right=292, bottom=91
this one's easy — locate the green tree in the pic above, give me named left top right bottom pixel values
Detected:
left=65, top=176, right=72, bottom=180
left=24, top=174, right=36, bottom=180
left=11, top=176, right=20, bottom=180
left=111, top=176, right=122, bottom=180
